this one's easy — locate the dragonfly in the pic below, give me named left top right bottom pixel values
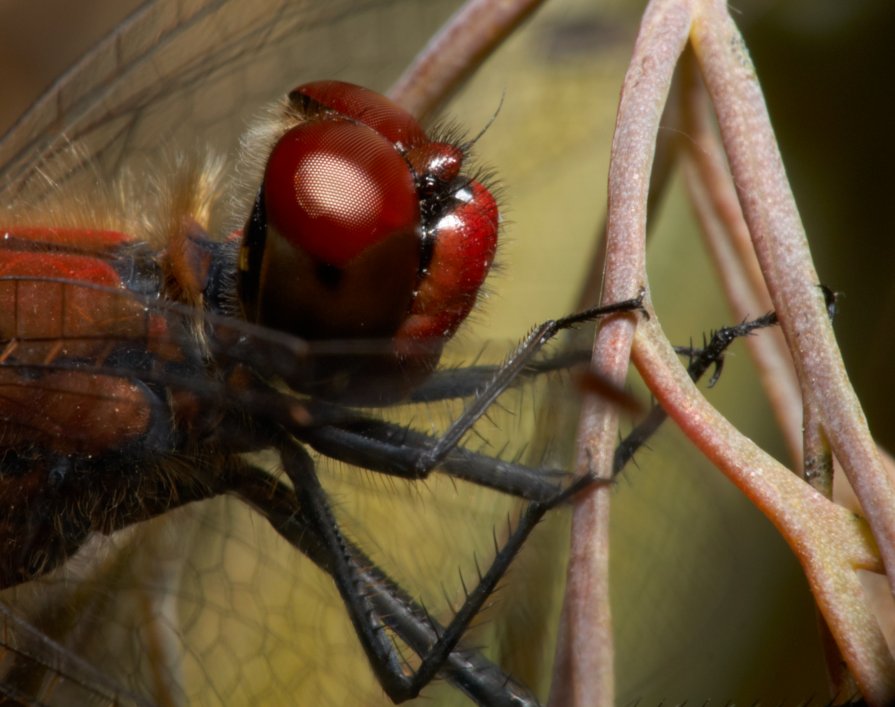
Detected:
left=0, top=2, right=664, bottom=705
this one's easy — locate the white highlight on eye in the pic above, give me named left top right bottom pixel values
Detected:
left=453, top=186, right=473, bottom=203
left=295, top=152, right=382, bottom=227
left=436, top=213, right=462, bottom=231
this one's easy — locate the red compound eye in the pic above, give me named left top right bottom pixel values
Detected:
left=395, top=180, right=499, bottom=348
left=290, top=81, right=428, bottom=149
left=264, top=119, right=420, bottom=268
left=242, top=115, right=423, bottom=347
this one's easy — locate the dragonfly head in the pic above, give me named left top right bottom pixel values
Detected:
left=236, top=81, right=499, bottom=403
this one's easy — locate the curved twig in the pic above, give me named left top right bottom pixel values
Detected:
left=550, top=2, right=693, bottom=705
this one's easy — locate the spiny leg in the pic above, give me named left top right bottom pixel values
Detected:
left=412, top=291, right=647, bottom=476
left=259, top=442, right=555, bottom=705
left=230, top=461, right=540, bottom=706
left=615, top=310, right=779, bottom=471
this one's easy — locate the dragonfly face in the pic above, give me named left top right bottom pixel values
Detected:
left=0, top=2, right=614, bottom=705
left=236, top=81, right=498, bottom=402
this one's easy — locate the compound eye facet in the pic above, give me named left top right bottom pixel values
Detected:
left=263, top=119, right=420, bottom=268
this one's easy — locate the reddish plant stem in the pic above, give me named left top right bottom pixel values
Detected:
left=677, top=41, right=853, bottom=688
left=555, top=0, right=895, bottom=702
left=388, top=0, right=546, bottom=120
left=549, top=2, right=693, bottom=705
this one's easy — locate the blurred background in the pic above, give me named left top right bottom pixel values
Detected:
left=0, top=0, right=892, bottom=704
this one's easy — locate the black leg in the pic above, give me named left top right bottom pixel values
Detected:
left=268, top=440, right=597, bottom=705
left=216, top=307, right=783, bottom=705
left=615, top=310, right=779, bottom=472
left=411, top=292, right=647, bottom=476
left=231, top=461, right=541, bottom=706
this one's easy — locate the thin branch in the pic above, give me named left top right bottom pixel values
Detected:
left=388, top=0, right=547, bottom=120
left=555, top=0, right=895, bottom=702
left=550, top=1, right=694, bottom=705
